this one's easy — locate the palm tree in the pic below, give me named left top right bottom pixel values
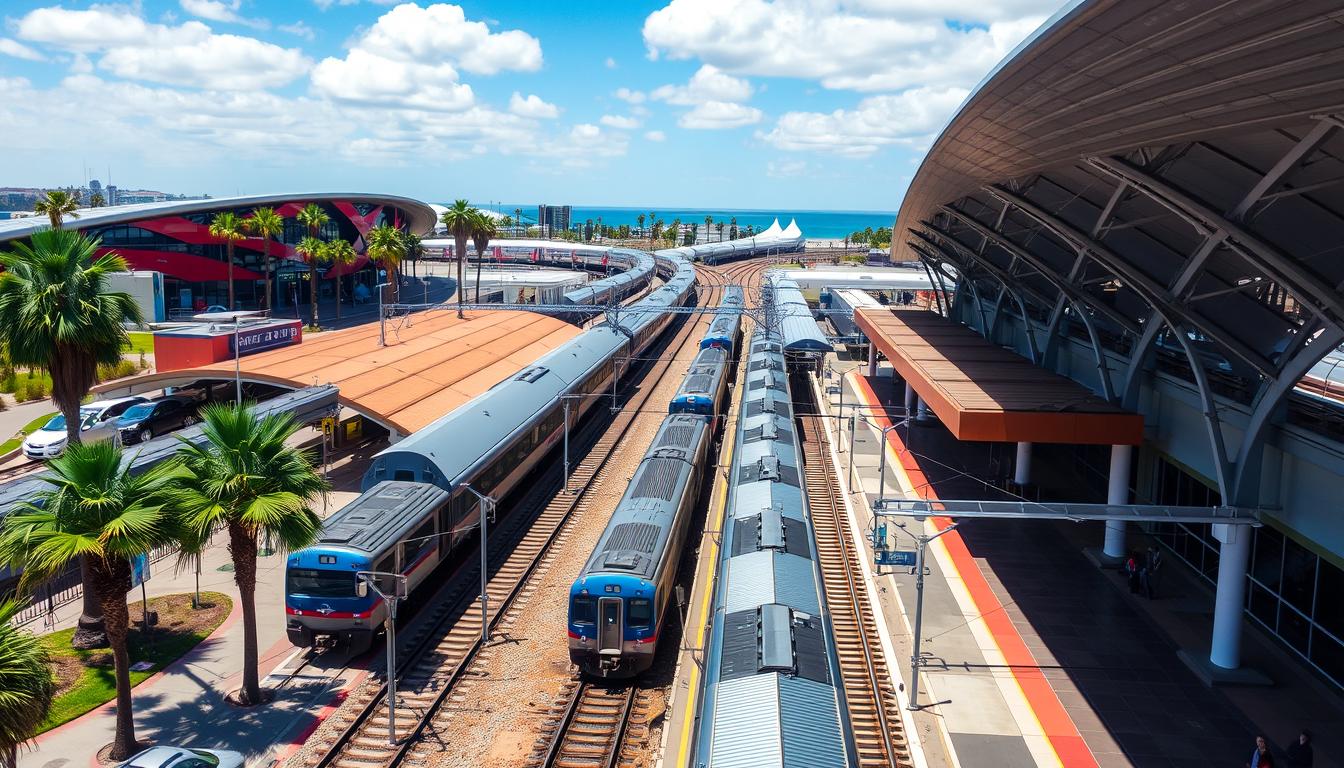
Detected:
left=321, top=240, right=357, bottom=320
left=0, top=600, right=55, bottom=768
left=717, top=222, right=725, bottom=242
left=596, top=216, right=604, bottom=242
left=295, top=236, right=327, bottom=328
left=514, top=207, right=522, bottom=236
left=669, top=218, right=682, bottom=246
left=89, top=192, right=105, bottom=209
left=440, top=201, right=476, bottom=319
left=172, top=403, right=326, bottom=706
left=0, top=442, right=183, bottom=760
left=704, top=215, right=713, bottom=243
left=648, top=211, right=656, bottom=247
left=296, top=204, right=330, bottom=327
left=208, top=212, right=246, bottom=310
left=500, top=214, right=514, bottom=235
left=402, top=231, right=423, bottom=280
left=0, top=229, right=141, bottom=648
left=34, top=190, right=80, bottom=229
left=243, top=207, right=283, bottom=313
left=470, top=212, right=497, bottom=305
left=637, top=214, right=645, bottom=240
left=365, top=224, right=405, bottom=303
left=730, top=216, right=738, bottom=241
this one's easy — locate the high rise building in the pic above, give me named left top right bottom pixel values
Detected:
left=537, top=204, right=571, bottom=237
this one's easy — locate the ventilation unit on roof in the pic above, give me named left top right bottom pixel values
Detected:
left=758, top=455, right=780, bottom=481
left=514, top=367, right=549, bottom=383
left=759, top=506, right=784, bottom=550
left=323, top=526, right=359, bottom=544
left=758, top=603, right=795, bottom=674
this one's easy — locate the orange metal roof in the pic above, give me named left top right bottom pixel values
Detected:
left=854, top=307, right=1143, bottom=445
left=98, top=310, right=581, bottom=435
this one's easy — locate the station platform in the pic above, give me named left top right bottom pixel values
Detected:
left=822, top=355, right=1344, bottom=768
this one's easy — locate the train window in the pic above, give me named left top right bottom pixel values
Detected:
left=628, top=598, right=653, bottom=628
left=394, top=470, right=414, bottom=482
left=286, top=568, right=354, bottom=597
left=318, top=555, right=337, bottom=565
left=571, top=595, right=596, bottom=624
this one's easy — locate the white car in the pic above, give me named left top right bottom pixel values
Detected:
left=22, top=396, right=147, bottom=460
left=116, top=746, right=244, bottom=768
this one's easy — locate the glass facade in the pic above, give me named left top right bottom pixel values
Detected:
left=1142, top=454, right=1344, bottom=688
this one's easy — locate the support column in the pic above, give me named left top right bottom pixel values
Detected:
left=1014, top=442, right=1032, bottom=485
left=904, top=381, right=916, bottom=418
left=1104, top=444, right=1132, bottom=558
left=867, top=341, right=878, bottom=377
left=916, top=397, right=931, bottom=422
left=1210, top=523, right=1251, bottom=670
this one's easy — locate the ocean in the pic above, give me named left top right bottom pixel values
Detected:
left=471, top=205, right=897, bottom=240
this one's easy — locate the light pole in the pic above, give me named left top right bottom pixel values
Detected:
left=460, top=485, right=495, bottom=645
left=232, top=315, right=242, bottom=404
left=902, top=519, right=959, bottom=710
left=874, top=419, right=910, bottom=509
left=356, top=571, right=407, bottom=745
left=376, top=281, right=391, bottom=347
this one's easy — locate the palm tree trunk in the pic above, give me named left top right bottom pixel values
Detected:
left=228, top=522, right=263, bottom=705
left=96, top=560, right=137, bottom=760
left=263, top=241, right=272, bottom=313
left=226, top=243, right=236, bottom=311
left=474, top=253, right=483, bottom=305
left=335, top=272, right=342, bottom=320
left=455, top=237, right=466, bottom=318
left=309, top=264, right=319, bottom=327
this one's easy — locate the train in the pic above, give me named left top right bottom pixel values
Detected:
left=567, top=291, right=742, bottom=677
left=656, top=219, right=805, bottom=265
left=694, top=328, right=857, bottom=767
left=701, top=286, right=745, bottom=352
left=284, top=251, right=697, bottom=654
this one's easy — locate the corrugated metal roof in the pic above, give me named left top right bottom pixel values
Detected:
left=732, top=482, right=804, bottom=521
left=724, top=551, right=820, bottom=615
left=709, top=675, right=782, bottom=768
left=778, top=676, right=851, bottom=768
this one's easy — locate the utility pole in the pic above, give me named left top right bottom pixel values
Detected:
left=906, top=520, right=958, bottom=710
left=357, top=571, right=407, bottom=745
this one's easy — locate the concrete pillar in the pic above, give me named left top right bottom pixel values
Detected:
left=1014, top=442, right=1032, bottom=485
left=867, top=342, right=878, bottom=377
left=904, top=381, right=916, bottom=419
left=1210, top=523, right=1251, bottom=669
left=916, top=397, right=930, bottom=421
left=1103, top=444, right=1133, bottom=558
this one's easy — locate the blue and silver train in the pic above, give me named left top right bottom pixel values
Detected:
left=566, top=414, right=713, bottom=677
left=669, top=347, right=731, bottom=417
left=284, top=251, right=698, bottom=653
left=694, top=328, right=857, bottom=767
left=700, top=286, right=744, bottom=353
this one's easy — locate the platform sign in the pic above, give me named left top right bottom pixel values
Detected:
left=875, top=549, right=917, bottom=567
left=130, top=552, right=150, bottom=588
left=230, top=323, right=300, bottom=356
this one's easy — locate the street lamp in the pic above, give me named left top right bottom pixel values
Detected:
left=376, top=281, right=392, bottom=347
left=356, top=571, right=408, bottom=745
left=874, top=417, right=912, bottom=510
left=459, top=485, right=495, bottom=644
left=899, top=519, right=959, bottom=711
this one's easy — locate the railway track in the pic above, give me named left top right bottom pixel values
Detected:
left=303, top=264, right=732, bottom=768
left=529, top=682, right=657, bottom=768
left=797, top=403, right=913, bottom=768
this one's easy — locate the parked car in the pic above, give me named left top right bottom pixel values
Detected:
left=115, top=396, right=201, bottom=445
left=116, top=745, right=243, bottom=768
left=22, top=396, right=147, bottom=459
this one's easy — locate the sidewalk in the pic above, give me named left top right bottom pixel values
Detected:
left=19, top=453, right=373, bottom=768
left=826, top=355, right=1344, bottom=767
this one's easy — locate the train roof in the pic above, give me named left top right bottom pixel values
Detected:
left=579, top=415, right=709, bottom=580
left=677, top=348, right=728, bottom=397
left=768, top=275, right=832, bottom=354
left=707, top=673, right=849, bottom=768
left=316, top=481, right=450, bottom=556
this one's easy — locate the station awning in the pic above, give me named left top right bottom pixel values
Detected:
left=855, top=307, right=1143, bottom=445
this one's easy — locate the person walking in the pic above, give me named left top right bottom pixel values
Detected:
left=1144, top=546, right=1163, bottom=599
left=1286, top=730, right=1313, bottom=767
left=1125, top=552, right=1142, bottom=594
left=1247, top=734, right=1276, bottom=768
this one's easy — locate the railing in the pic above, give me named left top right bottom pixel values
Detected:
left=9, top=541, right=181, bottom=628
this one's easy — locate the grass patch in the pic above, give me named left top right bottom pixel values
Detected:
left=39, top=591, right=232, bottom=732
left=0, top=409, right=58, bottom=455
left=123, top=332, right=154, bottom=355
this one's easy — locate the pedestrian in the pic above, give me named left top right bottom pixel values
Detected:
left=1247, top=734, right=1276, bottom=768
left=1124, top=552, right=1142, bottom=594
left=1144, top=546, right=1163, bottom=599
left=1286, top=730, right=1313, bottom=767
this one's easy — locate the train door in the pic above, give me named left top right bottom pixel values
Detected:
left=598, top=597, right=623, bottom=658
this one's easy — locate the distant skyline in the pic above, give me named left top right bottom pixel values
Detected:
left=0, top=1, right=1062, bottom=211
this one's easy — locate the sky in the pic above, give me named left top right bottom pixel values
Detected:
left=0, top=0, right=1064, bottom=211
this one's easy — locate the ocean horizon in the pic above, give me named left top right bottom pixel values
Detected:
left=462, top=204, right=897, bottom=240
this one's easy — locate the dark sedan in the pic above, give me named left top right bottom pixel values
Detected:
left=116, top=397, right=200, bottom=445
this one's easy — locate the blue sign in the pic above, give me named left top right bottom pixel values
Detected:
left=130, top=553, right=150, bottom=588
left=875, top=550, right=917, bottom=567
left=229, top=323, right=300, bottom=356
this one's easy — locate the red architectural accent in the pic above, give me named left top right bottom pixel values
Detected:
left=106, top=248, right=263, bottom=283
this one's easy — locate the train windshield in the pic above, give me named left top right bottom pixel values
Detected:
left=628, top=598, right=653, bottom=628
left=570, top=595, right=596, bottom=624
left=287, top=568, right=355, bottom=598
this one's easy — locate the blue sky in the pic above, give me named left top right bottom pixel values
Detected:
left=0, top=1, right=1061, bottom=210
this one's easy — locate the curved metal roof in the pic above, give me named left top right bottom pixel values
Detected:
left=0, top=192, right=439, bottom=241
left=891, top=0, right=1344, bottom=503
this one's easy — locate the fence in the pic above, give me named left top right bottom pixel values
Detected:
left=9, top=542, right=180, bottom=628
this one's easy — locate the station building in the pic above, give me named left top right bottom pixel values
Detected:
left=883, top=0, right=1344, bottom=689
left=0, top=193, right=437, bottom=314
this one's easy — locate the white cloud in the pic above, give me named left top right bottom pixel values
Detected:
left=650, top=65, right=751, bottom=105
left=766, top=158, right=807, bottom=178
left=311, top=48, right=472, bottom=110
left=179, top=0, right=268, bottom=29
left=643, top=0, right=1049, bottom=92
left=15, top=6, right=309, bottom=90
left=509, top=92, right=559, bottom=119
left=600, top=114, right=640, bottom=130
left=758, top=86, right=966, bottom=155
left=0, top=38, right=45, bottom=61
left=644, top=130, right=666, bottom=142
left=605, top=56, right=617, bottom=68
left=358, top=3, right=542, bottom=75
left=678, top=100, right=762, bottom=129
left=614, top=87, right=646, bottom=104
left=280, top=21, right=316, bottom=41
